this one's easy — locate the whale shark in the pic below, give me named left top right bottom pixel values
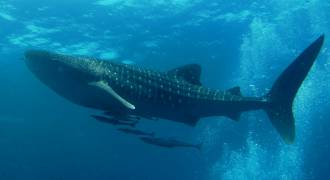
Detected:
left=24, top=35, right=324, bottom=144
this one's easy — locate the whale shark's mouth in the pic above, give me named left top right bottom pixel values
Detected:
left=25, top=50, right=49, bottom=74
left=25, top=50, right=53, bottom=61
left=24, top=49, right=98, bottom=89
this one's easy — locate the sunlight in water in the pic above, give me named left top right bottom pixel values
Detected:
left=207, top=1, right=330, bottom=178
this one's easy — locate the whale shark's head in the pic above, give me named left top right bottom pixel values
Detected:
left=24, top=50, right=105, bottom=107
left=24, top=50, right=99, bottom=85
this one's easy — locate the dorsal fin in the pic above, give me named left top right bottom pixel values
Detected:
left=168, top=64, right=202, bottom=85
left=227, top=86, right=242, bottom=96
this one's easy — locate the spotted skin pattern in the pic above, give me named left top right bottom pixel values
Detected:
left=27, top=51, right=266, bottom=125
left=57, top=53, right=245, bottom=106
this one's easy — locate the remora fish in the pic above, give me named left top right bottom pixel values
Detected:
left=91, top=115, right=137, bottom=127
left=24, top=35, right=325, bottom=144
left=117, top=128, right=155, bottom=137
left=140, top=137, right=202, bottom=150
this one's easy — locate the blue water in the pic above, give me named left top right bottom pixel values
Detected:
left=0, top=0, right=329, bottom=179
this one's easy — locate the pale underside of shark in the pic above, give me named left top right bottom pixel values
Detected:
left=24, top=35, right=325, bottom=144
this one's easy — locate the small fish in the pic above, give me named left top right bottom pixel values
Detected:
left=140, top=137, right=202, bottom=151
left=117, top=128, right=155, bottom=137
left=103, top=112, right=141, bottom=122
left=91, top=115, right=137, bottom=127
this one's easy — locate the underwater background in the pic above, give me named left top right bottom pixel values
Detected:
left=0, top=0, right=329, bottom=179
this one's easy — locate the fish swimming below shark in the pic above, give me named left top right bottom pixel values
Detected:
left=91, top=115, right=138, bottom=127
left=117, top=127, right=155, bottom=137
left=140, top=136, right=202, bottom=151
left=24, top=35, right=325, bottom=144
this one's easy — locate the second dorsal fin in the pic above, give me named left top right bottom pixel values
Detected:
left=168, top=64, right=202, bottom=86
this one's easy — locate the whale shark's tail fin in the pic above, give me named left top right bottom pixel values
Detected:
left=264, top=35, right=324, bottom=144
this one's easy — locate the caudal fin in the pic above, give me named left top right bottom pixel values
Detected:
left=265, top=35, right=324, bottom=144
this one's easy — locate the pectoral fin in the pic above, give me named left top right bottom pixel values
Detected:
left=89, top=81, right=135, bottom=110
